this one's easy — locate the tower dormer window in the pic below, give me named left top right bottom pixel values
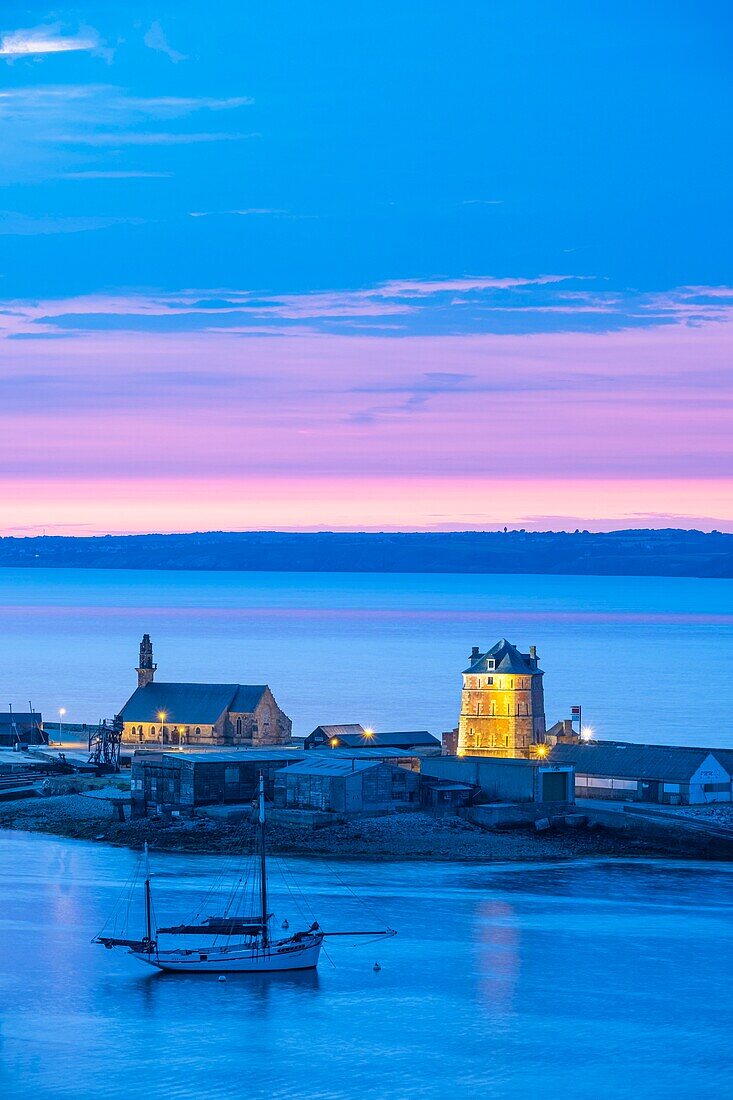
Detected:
left=486, top=658, right=495, bottom=671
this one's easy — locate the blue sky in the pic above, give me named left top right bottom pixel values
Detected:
left=1, top=3, right=732, bottom=532
left=3, top=1, right=732, bottom=296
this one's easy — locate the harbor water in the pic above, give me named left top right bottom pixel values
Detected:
left=0, top=567, right=731, bottom=744
left=0, top=831, right=731, bottom=1099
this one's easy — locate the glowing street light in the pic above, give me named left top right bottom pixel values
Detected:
left=58, top=707, right=66, bottom=745
left=158, top=711, right=167, bottom=741
left=330, top=737, right=339, bottom=748
left=363, top=728, right=375, bottom=740
left=580, top=725, right=594, bottom=742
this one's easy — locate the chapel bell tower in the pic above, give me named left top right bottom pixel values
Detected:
left=136, top=633, right=157, bottom=688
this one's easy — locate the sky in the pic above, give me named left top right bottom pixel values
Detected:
left=1, top=2, right=732, bottom=534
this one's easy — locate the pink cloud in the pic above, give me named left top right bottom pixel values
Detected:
left=1, top=276, right=732, bottom=532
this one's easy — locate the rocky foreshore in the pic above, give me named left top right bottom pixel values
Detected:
left=0, top=793, right=674, bottom=862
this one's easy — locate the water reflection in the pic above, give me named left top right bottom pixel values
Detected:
left=474, top=900, right=519, bottom=1016
left=2, top=832, right=733, bottom=1100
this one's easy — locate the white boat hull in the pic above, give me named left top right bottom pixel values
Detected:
left=132, top=934, right=323, bottom=973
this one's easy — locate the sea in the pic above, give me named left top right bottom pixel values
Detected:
left=0, top=831, right=731, bottom=1100
left=0, top=566, right=731, bottom=744
left=1, top=567, right=732, bottom=1098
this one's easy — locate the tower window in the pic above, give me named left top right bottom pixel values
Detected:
left=486, top=659, right=495, bottom=670
left=236, top=717, right=242, bottom=736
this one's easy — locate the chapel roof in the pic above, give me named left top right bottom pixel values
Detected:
left=119, top=682, right=267, bottom=725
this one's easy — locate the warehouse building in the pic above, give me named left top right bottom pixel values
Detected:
left=305, top=724, right=440, bottom=753
left=549, top=741, right=731, bottom=805
left=421, top=754, right=574, bottom=806
left=0, top=711, right=47, bottom=748
left=273, top=756, right=419, bottom=814
left=130, top=748, right=304, bottom=817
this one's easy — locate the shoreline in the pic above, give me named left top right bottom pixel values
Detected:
left=0, top=793, right=694, bottom=864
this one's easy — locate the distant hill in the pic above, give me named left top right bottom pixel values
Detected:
left=0, top=529, right=731, bottom=579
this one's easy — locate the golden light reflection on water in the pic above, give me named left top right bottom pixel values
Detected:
left=474, top=899, right=520, bottom=1016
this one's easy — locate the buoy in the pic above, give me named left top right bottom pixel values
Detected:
left=373, top=962, right=381, bottom=972
left=281, top=919, right=289, bottom=929
left=218, top=975, right=227, bottom=982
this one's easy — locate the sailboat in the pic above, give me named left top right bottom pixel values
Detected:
left=95, top=774, right=395, bottom=973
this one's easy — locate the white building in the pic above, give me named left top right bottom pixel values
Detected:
left=549, top=740, right=731, bottom=805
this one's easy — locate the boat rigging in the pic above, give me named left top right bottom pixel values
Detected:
left=95, top=772, right=395, bottom=973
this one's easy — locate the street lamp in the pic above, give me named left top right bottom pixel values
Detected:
left=158, top=711, right=167, bottom=742
left=363, top=728, right=375, bottom=740
left=58, top=707, right=66, bottom=745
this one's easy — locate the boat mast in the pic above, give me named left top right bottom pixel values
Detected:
left=258, top=772, right=268, bottom=948
left=143, top=841, right=153, bottom=948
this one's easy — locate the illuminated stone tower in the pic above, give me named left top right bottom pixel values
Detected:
left=457, top=638, right=546, bottom=759
left=136, top=633, right=157, bottom=689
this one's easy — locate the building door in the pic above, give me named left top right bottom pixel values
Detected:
left=541, top=771, right=568, bottom=802
left=641, top=780, right=660, bottom=803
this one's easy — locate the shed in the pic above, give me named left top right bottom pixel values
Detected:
left=420, top=780, right=475, bottom=813
left=274, top=756, right=419, bottom=814
left=130, top=748, right=305, bottom=817
left=549, top=741, right=731, bottom=805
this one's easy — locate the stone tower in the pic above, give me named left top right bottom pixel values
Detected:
left=136, top=633, right=157, bottom=689
left=457, top=638, right=546, bottom=759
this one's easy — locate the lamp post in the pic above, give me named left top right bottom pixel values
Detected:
left=158, top=711, right=167, bottom=744
left=58, top=707, right=66, bottom=746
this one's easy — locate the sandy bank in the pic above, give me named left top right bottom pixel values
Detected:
left=0, top=794, right=674, bottom=862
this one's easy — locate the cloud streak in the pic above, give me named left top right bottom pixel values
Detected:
left=0, top=23, right=110, bottom=62
left=0, top=274, right=730, bottom=530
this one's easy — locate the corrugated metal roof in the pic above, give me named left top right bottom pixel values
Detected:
left=120, top=682, right=267, bottom=724
left=549, top=740, right=727, bottom=782
left=464, top=638, right=542, bottom=676
left=310, top=746, right=415, bottom=759
left=318, top=730, right=439, bottom=748
left=134, top=749, right=304, bottom=765
left=310, top=724, right=365, bottom=738
left=279, top=757, right=379, bottom=777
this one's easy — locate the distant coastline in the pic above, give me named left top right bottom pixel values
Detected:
left=0, top=529, right=731, bottom=579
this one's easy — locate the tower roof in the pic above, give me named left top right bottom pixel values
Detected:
left=464, top=638, right=543, bottom=675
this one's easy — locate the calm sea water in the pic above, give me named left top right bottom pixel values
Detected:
left=0, top=831, right=731, bottom=1100
left=0, top=567, right=731, bottom=745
